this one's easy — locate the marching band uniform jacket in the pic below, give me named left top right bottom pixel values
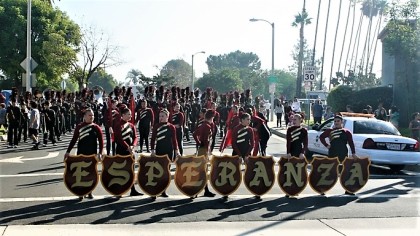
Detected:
left=286, top=126, right=308, bottom=157
left=319, top=127, right=355, bottom=162
left=151, top=122, right=178, bottom=161
left=67, top=122, right=104, bottom=155
left=231, top=124, right=254, bottom=159
left=114, top=119, right=137, bottom=155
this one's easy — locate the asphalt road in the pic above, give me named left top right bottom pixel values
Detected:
left=0, top=130, right=419, bottom=226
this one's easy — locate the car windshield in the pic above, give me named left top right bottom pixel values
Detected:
left=353, top=120, right=401, bottom=135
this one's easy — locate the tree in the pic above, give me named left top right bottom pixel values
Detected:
left=69, top=25, right=121, bottom=90
left=160, top=59, right=192, bottom=88
left=195, top=69, right=242, bottom=93
left=88, top=68, right=117, bottom=93
left=292, top=0, right=312, bottom=96
left=0, top=0, right=80, bottom=89
left=206, top=50, right=261, bottom=72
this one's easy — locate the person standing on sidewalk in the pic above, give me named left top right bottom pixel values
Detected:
left=286, top=114, right=308, bottom=159
left=7, top=98, right=21, bottom=148
left=274, top=101, right=284, bottom=128
left=312, top=100, right=323, bottom=125
left=64, top=108, right=104, bottom=199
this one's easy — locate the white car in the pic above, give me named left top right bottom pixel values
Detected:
left=307, top=116, right=420, bottom=172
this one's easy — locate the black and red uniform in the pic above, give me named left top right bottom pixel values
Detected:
left=210, top=110, right=220, bottom=152
left=170, top=111, right=185, bottom=155
left=114, top=120, right=138, bottom=156
left=151, top=122, right=178, bottom=161
left=193, top=121, right=213, bottom=155
left=231, top=124, right=254, bottom=160
left=136, top=107, right=154, bottom=152
left=286, top=126, right=308, bottom=157
left=251, top=115, right=271, bottom=156
left=66, top=122, right=104, bottom=155
left=319, top=128, right=356, bottom=162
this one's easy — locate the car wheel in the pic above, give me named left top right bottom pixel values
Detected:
left=389, top=164, right=405, bottom=172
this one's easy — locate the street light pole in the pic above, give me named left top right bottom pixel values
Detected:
left=191, top=51, right=205, bottom=91
left=26, top=0, right=32, bottom=93
left=250, top=18, right=275, bottom=122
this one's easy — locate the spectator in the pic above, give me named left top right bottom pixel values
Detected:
left=346, top=105, right=354, bottom=113
left=374, top=102, right=387, bottom=121
left=264, top=100, right=271, bottom=121
left=409, top=112, right=420, bottom=142
left=323, top=106, right=334, bottom=120
left=366, top=105, right=373, bottom=114
left=389, top=106, right=400, bottom=128
left=274, top=101, right=284, bottom=127
left=291, top=97, right=301, bottom=113
left=0, top=103, right=6, bottom=130
left=312, top=100, right=323, bottom=124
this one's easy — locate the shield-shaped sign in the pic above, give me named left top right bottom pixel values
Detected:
left=278, top=156, right=308, bottom=196
left=244, top=156, right=275, bottom=196
left=210, top=155, right=242, bottom=196
left=174, top=155, right=207, bottom=197
left=64, top=154, right=99, bottom=197
left=137, top=154, right=171, bottom=196
left=101, top=154, right=135, bottom=196
left=340, top=157, right=371, bottom=193
left=309, top=155, right=339, bottom=194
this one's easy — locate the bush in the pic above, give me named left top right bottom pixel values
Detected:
left=327, top=85, right=353, bottom=113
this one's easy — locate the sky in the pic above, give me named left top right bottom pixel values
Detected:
left=55, top=0, right=385, bottom=89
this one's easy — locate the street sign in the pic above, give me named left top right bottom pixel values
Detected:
left=20, top=57, right=38, bottom=72
left=269, top=83, right=276, bottom=93
left=22, top=73, right=37, bottom=87
left=268, top=75, right=277, bottom=84
left=303, top=66, right=316, bottom=82
left=61, top=80, right=66, bottom=90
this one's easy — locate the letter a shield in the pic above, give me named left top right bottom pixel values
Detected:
left=137, top=154, right=171, bottom=197
left=64, top=154, right=99, bottom=197
left=278, top=156, right=308, bottom=196
left=340, top=157, right=370, bottom=194
left=174, top=155, right=207, bottom=197
left=244, top=156, right=275, bottom=196
left=210, top=155, right=242, bottom=196
left=309, top=155, right=339, bottom=194
left=101, top=154, right=135, bottom=196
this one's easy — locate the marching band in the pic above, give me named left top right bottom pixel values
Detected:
left=3, top=85, right=367, bottom=200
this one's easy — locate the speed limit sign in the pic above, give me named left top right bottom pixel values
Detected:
left=303, top=66, right=316, bottom=82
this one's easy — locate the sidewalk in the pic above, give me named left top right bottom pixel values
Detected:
left=267, top=120, right=287, bottom=139
left=1, top=218, right=419, bottom=236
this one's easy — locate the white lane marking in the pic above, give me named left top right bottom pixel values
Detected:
left=0, top=152, right=60, bottom=163
left=0, top=193, right=419, bottom=203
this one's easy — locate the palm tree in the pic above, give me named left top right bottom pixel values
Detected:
left=351, top=10, right=364, bottom=73
left=359, top=0, right=380, bottom=75
left=292, top=0, right=311, bottom=96
left=320, top=0, right=332, bottom=90
left=311, top=0, right=322, bottom=67
left=344, top=0, right=357, bottom=76
left=338, top=0, right=353, bottom=74
left=368, top=0, right=387, bottom=74
left=328, top=0, right=343, bottom=90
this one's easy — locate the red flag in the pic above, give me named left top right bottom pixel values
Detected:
left=130, top=95, right=136, bottom=124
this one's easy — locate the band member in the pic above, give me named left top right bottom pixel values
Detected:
left=29, top=101, right=41, bottom=150
left=42, top=101, right=57, bottom=146
left=64, top=108, right=104, bottom=199
left=231, top=113, right=254, bottom=161
left=170, top=103, right=185, bottom=155
left=7, top=98, right=21, bottom=148
left=193, top=109, right=216, bottom=197
left=18, top=102, right=28, bottom=143
left=136, top=99, right=154, bottom=153
left=247, top=107, right=270, bottom=156
left=286, top=114, right=308, bottom=159
left=210, top=102, right=220, bottom=152
left=195, top=108, right=207, bottom=130
left=113, top=107, right=143, bottom=196
left=319, top=115, right=358, bottom=162
left=151, top=109, right=181, bottom=198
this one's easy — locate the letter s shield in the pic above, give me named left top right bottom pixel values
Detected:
left=101, top=154, right=135, bottom=196
left=64, top=154, right=99, bottom=197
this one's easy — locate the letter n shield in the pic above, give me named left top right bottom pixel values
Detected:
left=64, top=154, right=99, bottom=197
left=210, top=155, right=242, bottom=196
left=174, top=155, right=207, bottom=197
left=309, top=156, right=339, bottom=194
left=340, top=157, right=370, bottom=194
left=278, top=157, right=308, bottom=196
left=137, top=154, right=171, bottom=196
left=101, top=154, right=135, bottom=196
left=244, top=156, right=275, bottom=196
